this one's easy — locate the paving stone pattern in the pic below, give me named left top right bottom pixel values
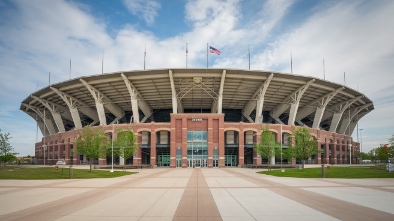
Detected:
left=0, top=167, right=393, bottom=220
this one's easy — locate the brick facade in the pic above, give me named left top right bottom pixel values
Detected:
left=34, top=114, right=360, bottom=166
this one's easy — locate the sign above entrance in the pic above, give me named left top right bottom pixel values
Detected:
left=191, top=118, right=202, bottom=122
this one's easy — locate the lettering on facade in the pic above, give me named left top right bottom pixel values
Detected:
left=191, top=118, right=203, bottom=122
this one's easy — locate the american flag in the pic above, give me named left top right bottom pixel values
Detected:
left=209, top=46, right=220, bottom=55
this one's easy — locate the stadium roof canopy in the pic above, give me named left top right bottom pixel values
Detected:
left=20, top=68, right=373, bottom=135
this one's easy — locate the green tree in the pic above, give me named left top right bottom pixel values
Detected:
left=0, top=129, right=18, bottom=166
left=113, top=128, right=138, bottom=166
left=368, top=148, right=377, bottom=163
left=75, top=126, right=108, bottom=172
left=375, top=146, right=388, bottom=161
left=360, top=152, right=370, bottom=160
left=374, top=145, right=394, bottom=163
left=287, top=127, right=319, bottom=170
left=255, top=126, right=280, bottom=165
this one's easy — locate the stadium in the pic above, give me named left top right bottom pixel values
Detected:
left=20, top=68, right=374, bottom=168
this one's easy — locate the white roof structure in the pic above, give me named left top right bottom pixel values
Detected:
left=20, top=68, right=373, bottom=136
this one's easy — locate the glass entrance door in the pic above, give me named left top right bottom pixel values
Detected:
left=187, top=158, right=208, bottom=168
left=225, top=155, right=237, bottom=166
left=213, top=159, right=218, bottom=167
left=187, top=131, right=208, bottom=168
left=194, top=159, right=201, bottom=167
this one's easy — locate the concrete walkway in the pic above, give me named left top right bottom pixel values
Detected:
left=0, top=168, right=394, bottom=220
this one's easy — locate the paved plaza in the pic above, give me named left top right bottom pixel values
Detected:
left=0, top=167, right=394, bottom=220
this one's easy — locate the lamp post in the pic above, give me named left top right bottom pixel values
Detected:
left=280, top=124, right=283, bottom=172
left=43, top=144, right=47, bottom=165
left=359, top=129, right=363, bottom=162
left=43, top=109, right=46, bottom=165
left=349, top=143, right=352, bottom=165
left=110, top=122, right=115, bottom=172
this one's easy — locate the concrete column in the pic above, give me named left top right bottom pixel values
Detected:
left=329, top=113, right=342, bottom=132
left=338, top=117, right=351, bottom=134
left=96, top=102, right=107, bottom=125
left=217, top=70, right=226, bottom=114
left=131, top=99, right=140, bottom=123
left=69, top=108, right=82, bottom=129
left=255, top=99, right=263, bottom=123
left=288, top=103, right=299, bottom=125
left=44, top=118, right=57, bottom=135
left=37, top=120, right=47, bottom=136
left=312, top=107, right=325, bottom=129
left=52, top=113, right=65, bottom=133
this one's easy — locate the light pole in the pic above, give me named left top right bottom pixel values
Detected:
left=43, top=109, right=46, bottom=165
left=359, top=129, right=363, bottom=162
left=349, top=143, right=352, bottom=165
left=43, top=144, right=47, bottom=165
left=110, top=122, right=115, bottom=172
left=280, top=124, right=283, bottom=172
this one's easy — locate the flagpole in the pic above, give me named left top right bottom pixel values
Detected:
left=44, top=109, right=46, bottom=165
left=323, top=59, right=325, bottom=80
left=186, top=43, right=188, bottom=68
left=102, top=51, right=104, bottom=74
left=49, top=72, right=50, bottom=86
left=207, top=43, right=208, bottom=68
left=144, top=44, right=146, bottom=70
left=344, top=72, right=346, bottom=86
left=35, top=114, right=38, bottom=143
left=69, top=59, right=71, bottom=80
left=248, top=45, right=250, bottom=70
left=290, top=51, right=293, bottom=74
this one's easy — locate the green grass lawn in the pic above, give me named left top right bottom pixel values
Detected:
left=259, top=165, right=394, bottom=178
left=0, top=166, right=136, bottom=180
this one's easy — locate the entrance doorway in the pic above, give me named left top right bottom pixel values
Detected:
left=225, top=155, right=237, bottom=166
left=187, top=131, right=208, bottom=168
left=187, top=158, right=208, bottom=168
left=157, top=148, right=170, bottom=167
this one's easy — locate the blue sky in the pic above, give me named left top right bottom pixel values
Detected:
left=0, top=0, right=393, bottom=156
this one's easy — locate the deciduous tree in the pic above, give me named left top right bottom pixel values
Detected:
left=0, top=129, right=18, bottom=166
left=287, top=127, right=319, bottom=169
left=255, top=126, right=280, bottom=165
left=75, top=126, right=108, bottom=172
left=113, top=128, right=138, bottom=166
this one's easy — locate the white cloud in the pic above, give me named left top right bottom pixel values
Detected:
left=1, top=0, right=393, bottom=155
left=123, top=0, right=161, bottom=25
left=250, top=0, right=394, bottom=152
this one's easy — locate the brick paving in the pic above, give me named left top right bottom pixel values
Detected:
left=0, top=167, right=393, bottom=220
